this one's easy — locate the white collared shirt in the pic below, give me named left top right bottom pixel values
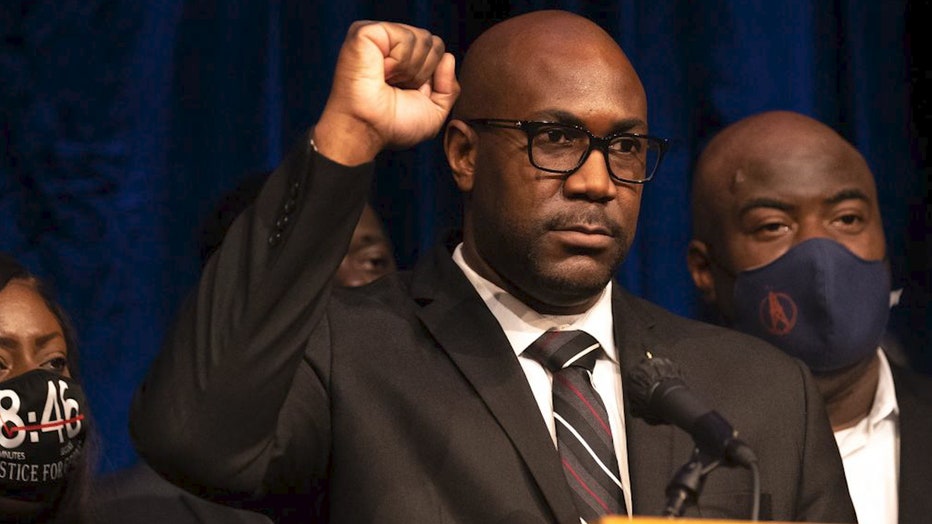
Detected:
left=833, top=349, right=899, bottom=524
left=452, top=245, right=632, bottom=517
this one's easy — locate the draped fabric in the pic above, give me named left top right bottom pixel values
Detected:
left=1, top=0, right=928, bottom=473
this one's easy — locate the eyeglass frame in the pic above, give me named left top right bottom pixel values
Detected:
left=463, top=118, right=670, bottom=184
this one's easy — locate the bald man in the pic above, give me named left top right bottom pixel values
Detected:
left=131, top=13, right=855, bottom=523
left=687, top=110, right=932, bottom=524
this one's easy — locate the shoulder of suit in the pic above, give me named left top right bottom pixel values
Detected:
left=616, top=288, right=805, bottom=369
left=889, top=359, right=932, bottom=406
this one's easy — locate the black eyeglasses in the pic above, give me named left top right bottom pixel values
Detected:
left=465, top=119, right=669, bottom=184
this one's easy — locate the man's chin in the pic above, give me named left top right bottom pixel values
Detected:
left=531, top=262, right=614, bottom=304
left=554, top=253, right=617, bottom=280
left=493, top=247, right=621, bottom=312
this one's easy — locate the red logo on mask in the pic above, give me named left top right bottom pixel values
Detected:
left=758, top=291, right=797, bottom=335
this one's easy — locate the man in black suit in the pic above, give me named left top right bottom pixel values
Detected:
left=130, top=12, right=855, bottom=523
left=686, top=110, right=932, bottom=524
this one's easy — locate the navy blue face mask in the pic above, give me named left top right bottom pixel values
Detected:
left=731, top=238, right=890, bottom=373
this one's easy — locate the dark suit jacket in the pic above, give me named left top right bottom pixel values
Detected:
left=891, top=361, right=932, bottom=524
left=91, top=462, right=273, bottom=524
left=130, top=136, right=856, bottom=523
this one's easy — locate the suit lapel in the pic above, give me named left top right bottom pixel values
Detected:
left=410, top=247, right=578, bottom=523
left=612, top=287, right=679, bottom=516
left=890, top=362, right=932, bottom=522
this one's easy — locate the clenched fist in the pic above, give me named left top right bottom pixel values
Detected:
left=314, top=21, right=459, bottom=166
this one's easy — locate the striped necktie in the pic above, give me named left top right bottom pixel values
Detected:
left=525, top=329, right=626, bottom=522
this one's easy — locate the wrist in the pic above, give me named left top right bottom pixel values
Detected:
left=312, top=110, right=383, bottom=166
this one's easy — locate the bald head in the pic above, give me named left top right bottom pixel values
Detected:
left=691, top=110, right=876, bottom=243
left=443, top=9, right=655, bottom=314
left=686, top=110, right=885, bottom=315
left=453, top=10, right=644, bottom=120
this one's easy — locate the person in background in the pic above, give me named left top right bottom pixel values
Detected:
left=333, top=202, right=396, bottom=287
left=686, top=110, right=932, bottom=524
left=0, top=253, right=94, bottom=523
left=92, top=180, right=396, bottom=524
left=130, top=12, right=855, bottom=523
left=199, top=171, right=396, bottom=287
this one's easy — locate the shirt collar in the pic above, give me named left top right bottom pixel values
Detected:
left=451, top=244, right=616, bottom=363
left=868, top=349, right=899, bottom=427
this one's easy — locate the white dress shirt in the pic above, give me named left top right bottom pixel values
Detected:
left=452, top=245, right=632, bottom=517
left=833, top=349, right=899, bottom=524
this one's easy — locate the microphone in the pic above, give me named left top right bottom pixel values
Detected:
left=625, top=355, right=758, bottom=468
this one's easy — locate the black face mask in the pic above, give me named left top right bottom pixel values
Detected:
left=0, top=369, right=88, bottom=502
left=731, top=238, right=890, bottom=372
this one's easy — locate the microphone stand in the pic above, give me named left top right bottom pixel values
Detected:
left=663, top=448, right=720, bottom=518
left=662, top=448, right=761, bottom=521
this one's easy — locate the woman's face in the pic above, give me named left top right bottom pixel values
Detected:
left=0, top=279, right=70, bottom=381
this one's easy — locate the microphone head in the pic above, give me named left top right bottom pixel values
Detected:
left=625, top=356, right=685, bottom=425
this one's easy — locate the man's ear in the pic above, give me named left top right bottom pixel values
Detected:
left=687, top=239, right=717, bottom=303
left=444, top=119, right=477, bottom=192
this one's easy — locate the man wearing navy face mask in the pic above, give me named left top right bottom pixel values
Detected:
left=687, top=110, right=932, bottom=524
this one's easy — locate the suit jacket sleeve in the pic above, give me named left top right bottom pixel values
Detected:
left=128, top=131, right=374, bottom=500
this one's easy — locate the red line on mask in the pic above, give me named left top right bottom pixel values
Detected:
left=7, top=415, right=85, bottom=434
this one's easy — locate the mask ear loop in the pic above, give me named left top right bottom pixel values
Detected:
left=882, top=249, right=904, bottom=309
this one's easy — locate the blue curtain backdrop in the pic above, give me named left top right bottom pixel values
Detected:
left=1, top=0, right=928, bottom=474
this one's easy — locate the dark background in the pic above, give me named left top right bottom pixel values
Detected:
left=1, top=0, right=929, bottom=474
